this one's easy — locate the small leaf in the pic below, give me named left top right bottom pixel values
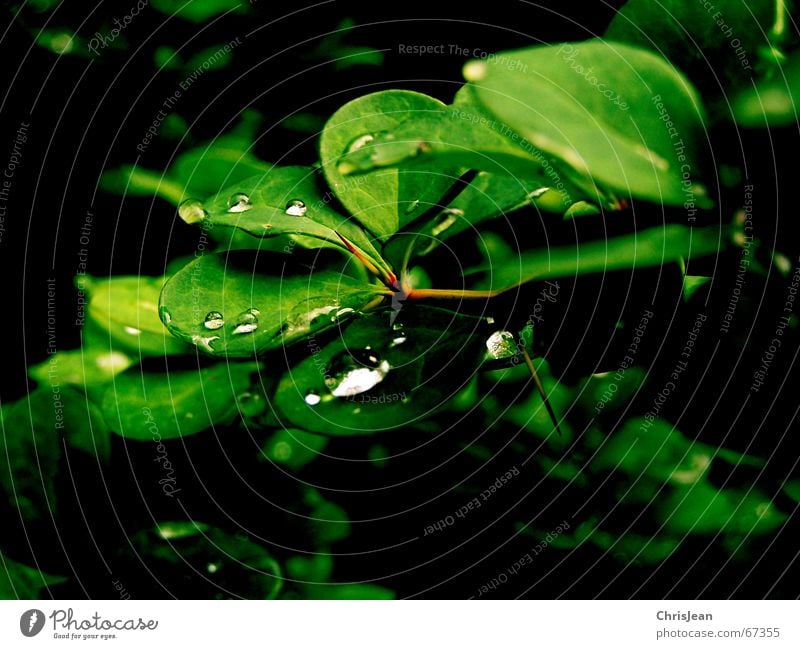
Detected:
left=320, top=90, right=459, bottom=239
left=29, top=348, right=133, bottom=389
left=159, top=251, right=385, bottom=357
left=102, top=361, right=259, bottom=440
left=467, top=40, right=712, bottom=206
left=83, top=275, right=188, bottom=357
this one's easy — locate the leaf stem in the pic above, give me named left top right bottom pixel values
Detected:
left=522, top=348, right=562, bottom=437
left=406, top=287, right=511, bottom=300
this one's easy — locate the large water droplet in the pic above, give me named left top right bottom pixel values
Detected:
left=178, top=198, right=207, bottom=224
left=304, top=391, right=321, bottom=406
left=232, top=309, right=259, bottom=335
left=284, top=199, right=307, bottom=217
left=324, top=349, right=391, bottom=398
left=346, top=133, right=375, bottom=153
left=485, top=331, right=517, bottom=360
left=203, top=311, right=225, bottom=330
left=431, top=207, right=464, bottom=237
left=227, top=192, right=252, bottom=213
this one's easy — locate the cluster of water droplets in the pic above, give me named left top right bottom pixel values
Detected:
left=200, top=307, right=261, bottom=337
left=323, top=347, right=392, bottom=398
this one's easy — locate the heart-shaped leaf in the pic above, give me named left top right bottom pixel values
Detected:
left=103, top=361, right=260, bottom=441
left=274, top=307, right=487, bottom=435
left=320, top=89, right=460, bottom=239
left=159, top=251, right=386, bottom=357
left=465, top=39, right=713, bottom=207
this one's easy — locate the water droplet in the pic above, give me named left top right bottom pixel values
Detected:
left=203, top=311, right=225, bottom=330
left=404, top=199, right=420, bottom=214
left=232, top=309, right=259, bottom=335
left=206, top=562, right=220, bottom=574
left=159, top=306, right=172, bottom=325
left=305, top=391, right=321, bottom=406
left=227, top=192, right=252, bottom=213
left=124, top=326, right=141, bottom=336
left=191, top=334, right=220, bottom=353
left=285, top=199, right=307, bottom=217
left=431, top=208, right=463, bottom=236
left=324, top=349, right=391, bottom=398
left=178, top=198, right=207, bottom=224
left=346, top=133, right=375, bottom=153
left=527, top=187, right=551, bottom=200
left=486, top=331, right=517, bottom=360
left=390, top=335, right=407, bottom=347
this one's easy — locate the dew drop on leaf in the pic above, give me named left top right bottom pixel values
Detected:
left=324, top=349, right=391, bottom=398
left=346, top=133, right=375, bottom=153
left=227, top=192, right=252, bottom=213
left=203, top=311, right=225, bottom=330
left=485, top=331, right=517, bottom=360
left=304, top=391, right=322, bottom=406
left=232, top=309, right=259, bottom=335
left=191, top=334, right=220, bottom=353
left=178, top=198, right=207, bottom=224
left=284, top=199, right=308, bottom=217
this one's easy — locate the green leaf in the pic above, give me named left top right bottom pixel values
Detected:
left=159, top=251, right=385, bottom=357
left=465, top=39, right=712, bottom=206
left=128, top=522, right=282, bottom=599
left=274, top=308, right=487, bottom=435
left=482, top=225, right=722, bottom=292
left=102, top=361, right=260, bottom=440
left=198, top=166, right=387, bottom=272
left=606, top=0, right=775, bottom=92
left=150, top=0, right=247, bottom=23
left=1, top=388, right=110, bottom=524
left=260, top=428, right=329, bottom=470
left=0, top=551, right=67, bottom=599
left=320, top=90, right=459, bottom=239
left=338, top=86, right=583, bottom=211
left=29, top=348, right=134, bottom=389
left=305, top=583, right=395, bottom=599
left=83, top=275, right=189, bottom=357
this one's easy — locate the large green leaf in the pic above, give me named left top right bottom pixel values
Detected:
left=338, top=85, right=588, bottom=211
left=481, top=225, right=722, bottom=292
left=606, top=0, right=775, bottom=93
left=274, top=308, right=487, bottom=435
left=102, top=362, right=260, bottom=440
left=196, top=166, right=387, bottom=273
left=466, top=39, right=712, bottom=206
left=159, top=251, right=386, bottom=357
left=84, top=275, right=189, bottom=357
left=319, top=90, right=459, bottom=239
